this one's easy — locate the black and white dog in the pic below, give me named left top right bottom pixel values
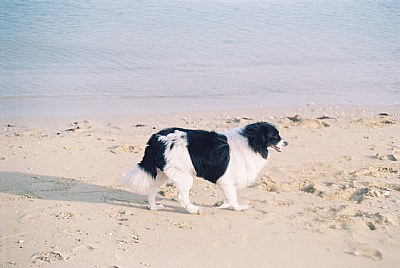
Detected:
left=123, top=122, right=288, bottom=214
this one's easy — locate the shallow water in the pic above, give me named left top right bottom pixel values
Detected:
left=1, top=1, right=399, bottom=116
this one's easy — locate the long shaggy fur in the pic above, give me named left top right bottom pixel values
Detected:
left=123, top=122, right=288, bottom=214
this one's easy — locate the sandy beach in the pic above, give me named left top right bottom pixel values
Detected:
left=1, top=104, right=400, bottom=267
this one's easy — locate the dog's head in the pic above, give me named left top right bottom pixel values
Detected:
left=241, top=122, right=288, bottom=158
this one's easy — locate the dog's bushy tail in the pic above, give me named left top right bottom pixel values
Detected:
left=123, top=132, right=166, bottom=194
left=122, top=165, right=153, bottom=194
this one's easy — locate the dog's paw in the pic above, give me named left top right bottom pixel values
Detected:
left=232, top=204, right=249, bottom=211
left=148, top=204, right=165, bottom=211
left=186, top=205, right=202, bottom=214
left=216, top=202, right=231, bottom=209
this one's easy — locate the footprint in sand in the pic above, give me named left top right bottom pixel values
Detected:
left=54, top=211, right=79, bottom=220
left=351, top=248, right=383, bottom=260
left=31, top=251, right=64, bottom=263
left=375, top=153, right=398, bottom=161
left=108, top=144, right=139, bottom=154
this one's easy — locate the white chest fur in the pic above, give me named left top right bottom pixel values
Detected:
left=219, top=128, right=269, bottom=188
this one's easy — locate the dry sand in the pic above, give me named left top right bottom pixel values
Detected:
left=1, top=104, right=400, bottom=267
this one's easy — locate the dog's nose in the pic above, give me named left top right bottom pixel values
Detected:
left=283, top=140, right=289, bottom=147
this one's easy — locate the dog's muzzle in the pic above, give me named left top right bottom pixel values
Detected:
left=269, top=139, right=288, bottom=152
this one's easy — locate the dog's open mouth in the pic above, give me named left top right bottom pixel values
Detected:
left=269, top=145, right=282, bottom=152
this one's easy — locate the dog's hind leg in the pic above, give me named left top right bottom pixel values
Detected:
left=218, top=182, right=248, bottom=211
left=177, top=184, right=202, bottom=214
left=147, top=171, right=169, bottom=211
left=167, top=170, right=201, bottom=214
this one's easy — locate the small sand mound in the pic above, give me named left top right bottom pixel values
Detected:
left=286, top=115, right=329, bottom=128
left=159, top=184, right=178, bottom=198
left=354, top=115, right=397, bottom=127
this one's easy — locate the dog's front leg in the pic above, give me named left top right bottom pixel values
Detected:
left=218, top=183, right=248, bottom=211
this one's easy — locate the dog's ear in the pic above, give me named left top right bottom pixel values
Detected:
left=242, top=123, right=269, bottom=158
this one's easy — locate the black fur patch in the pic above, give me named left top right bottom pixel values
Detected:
left=240, top=122, right=281, bottom=159
left=138, top=128, right=178, bottom=178
left=138, top=128, right=230, bottom=183
left=186, top=130, right=230, bottom=184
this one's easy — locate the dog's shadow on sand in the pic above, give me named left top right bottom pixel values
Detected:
left=0, top=171, right=186, bottom=214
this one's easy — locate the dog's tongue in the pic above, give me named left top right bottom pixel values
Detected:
left=269, top=145, right=281, bottom=152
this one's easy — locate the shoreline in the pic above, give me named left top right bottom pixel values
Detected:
left=1, top=104, right=400, bottom=267
left=1, top=94, right=399, bottom=119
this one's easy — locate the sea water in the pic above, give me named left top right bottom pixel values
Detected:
left=1, top=1, right=399, bottom=117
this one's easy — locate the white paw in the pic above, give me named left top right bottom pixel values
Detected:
left=232, top=204, right=249, bottom=211
left=148, top=204, right=165, bottom=211
left=187, top=205, right=202, bottom=214
left=217, top=202, right=231, bottom=209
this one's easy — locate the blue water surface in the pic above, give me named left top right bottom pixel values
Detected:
left=1, top=1, right=399, bottom=116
